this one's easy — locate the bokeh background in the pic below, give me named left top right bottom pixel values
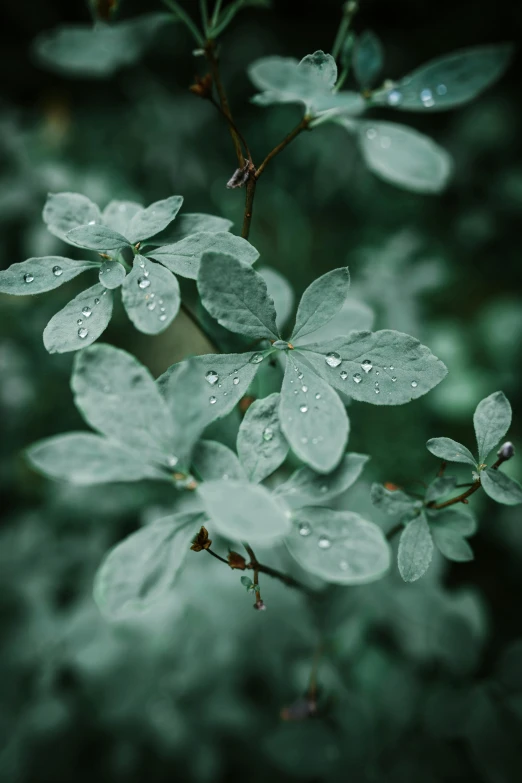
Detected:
left=1, top=1, right=522, bottom=781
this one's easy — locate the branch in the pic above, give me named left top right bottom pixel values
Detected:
left=428, top=452, right=509, bottom=510
left=255, top=116, right=310, bottom=179
left=204, top=39, right=245, bottom=167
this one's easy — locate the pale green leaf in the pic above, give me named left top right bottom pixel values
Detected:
left=276, top=452, right=369, bottom=508
left=27, top=433, right=167, bottom=484
left=237, top=393, right=289, bottom=482
left=290, top=267, right=350, bottom=341
left=358, top=121, right=453, bottom=193
left=198, top=252, right=279, bottom=339
left=149, top=213, right=233, bottom=245
left=43, top=283, right=113, bottom=353
left=121, top=255, right=180, bottom=334
left=66, top=224, right=130, bottom=251
left=426, top=437, right=477, bottom=466
left=126, top=196, right=184, bottom=244
left=398, top=512, right=433, bottom=582
left=431, top=528, right=474, bottom=562
left=353, top=30, right=383, bottom=89
left=286, top=507, right=391, bottom=585
left=192, top=439, right=246, bottom=481
left=259, top=266, right=295, bottom=330
left=293, top=298, right=374, bottom=346
left=300, top=329, right=447, bottom=405
left=427, top=506, right=477, bottom=537
left=197, top=480, right=291, bottom=542
left=481, top=468, right=522, bottom=505
left=93, top=512, right=198, bottom=620
left=0, top=256, right=97, bottom=295
left=473, top=391, right=512, bottom=463
left=72, top=343, right=177, bottom=465
left=425, top=476, right=458, bottom=504
left=146, top=232, right=259, bottom=279
left=370, top=483, right=418, bottom=516
left=279, top=353, right=349, bottom=473
left=99, top=258, right=126, bottom=289
left=102, top=200, right=143, bottom=235
left=43, top=192, right=101, bottom=244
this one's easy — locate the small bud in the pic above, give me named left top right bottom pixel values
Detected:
left=498, top=441, right=515, bottom=461
left=189, top=73, right=213, bottom=99
left=190, top=526, right=212, bottom=552
left=254, top=600, right=266, bottom=611
left=228, top=551, right=247, bottom=570
left=226, top=161, right=251, bottom=189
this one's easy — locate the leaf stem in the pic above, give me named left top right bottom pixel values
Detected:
left=206, top=548, right=229, bottom=565
left=162, top=0, right=205, bottom=45
left=255, top=117, right=311, bottom=179
left=428, top=454, right=506, bottom=510
left=244, top=543, right=310, bottom=594
left=241, top=172, right=257, bottom=239
left=331, top=1, right=358, bottom=61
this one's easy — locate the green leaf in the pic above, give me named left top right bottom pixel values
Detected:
left=192, top=440, right=246, bottom=481
left=102, top=200, right=142, bottom=236
left=276, top=452, right=369, bottom=508
left=481, top=468, right=522, bottom=505
left=66, top=224, right=130, bottom=251
left=125, top=196, right=184, bottom=244
left=0, top=256, right=97, bottom=295
left=197, top=479, right=291, bottom=543
left=374, top=44, right=514, bottom=112
left=426, top=437, right=477, bottom=466
left=431, top=528, right=474, bottom=562
left=43, top=283, right=113, bottom=353
left=240, top=576, right=254, bottom=591
left=146, top=232, right=259, bottom=279
left=473, top=391, right=512, bottom=463
left=72, top=344, right=177, bottom=465
left=237, top=393, right=289, bottom=482
left=280, top=354, right=349, bottom=473
left=300, top=329, right=447, bottom=405
left=121, top=255, right=180, bottom=334
left=370, top=483, right=418, bottom=516
left=99, top=258, right=126, bottom=289
left=33, top=14, right=173, bottom=78
left=293, top=298, right=374, bottom=346
left=93, top=512, right=198, bottom=620
left=149, top=213, right=233, bottom=245
left=398, top=512, right=433, bottom=582
left=427, top=506, right=477, bottom=537
left=27, top=432, right=167, bottom=484
left=259, top=266, right=295, bottom=330
left=286, top=508, right=391, bottom=585
left=425, top=476, right=458, bottom=504
left=42, top=192, right=101, bottom=244
left=290, top=267, right=350, bottom=342
left=357, top=121, right=452, bottom=193
left=353, top=30, right=384, bottom=89
left=198, top=252, right=279, bottom=339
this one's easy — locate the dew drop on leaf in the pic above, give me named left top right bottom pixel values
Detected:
left=299, top=405, right=308, bottom=414
left=411, top=380, right=418, bottom=388
left=147, top=302, right=156, bottom=311
left=315, top=393, right=321, bottom=399
left=262, top=427, right=273, bottom=442
left=159, top=314, right=167, bottom=322
left=387, top=89, right=402, bottom=106
left=78, top=327, right=88, bottom=339
left=250, top=353, right=264, bottom=364
left=318, top=535, right=331, bottom=549
left=82, top=306, right=92, bottom=318
left=353, top=373, right=362, bottom=384
left=301, top=385, right=308, bottom=392
left=298, top=522, right=311, bottom=537
left=52, top=265, right=63, bottom=277
left=233, top=377, right=239, bottom=385
left=325, top=352, right=342, bottom=368
left=209, top=396, right=217, bottom=404
left=138, top=276, right=151, bottom=289
left=23, top=273, right=34, bottom=284
left=361, top=360, right=372, bottom=373
left=205, top=370, right=219, bottom=385
left=420, top=88, right=435, bottom=107
left=340, top=371, right=348, bottom=380
left=167, top=456, right=178, bottom=468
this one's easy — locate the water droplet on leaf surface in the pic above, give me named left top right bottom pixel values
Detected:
left=24, top=273, right=34, bottom=283
left=361, top=360, right=372, bottom=373
left=205, top=370, right=219, bottom=385
left=138, top=277, right=150, bottom=289
left=78, top=327, right=88, bottom=339
left=52, top=266, right=63, bottom=276
left=318, top=535, right=331, bottom=549
left=325, top=352, right=342, bottom=368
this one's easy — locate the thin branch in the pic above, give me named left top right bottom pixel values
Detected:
left=255, top=117, right=310, bottom=179
left=209, top=96, right=252, bottom=161
left=244, top=543, right=311, bottom=594
left=206, top=548, right=229, bottom=565
left=241, top=173, right=257, bottom=239
left=204, top=39, right=245, bottom=167
left=428, top=454, right=505, bottom=510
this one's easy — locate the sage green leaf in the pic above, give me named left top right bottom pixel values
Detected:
left=198, top=252, right=279, bottom=339
left=425, top=476, right=458, bottom=504
left=237, top=393, right=289, bottom=482
left=427, top=506, right=478, bottom=537
left=481, top=468, right=522, bottom=505
left=300, top=329, right=447, bottom=405
left=473, top=391, right=512, bottom=463
left=66, top=224, right=130, bottom=251
left=126, top=196, right=184, bottom=244
left=286, top=508, right=391, bottom=585
left=370, top=483, right=418, bottom=516
left=43, top=283, right=113, bottom=353
left=72, top=344, right=177, bottom=465
left=279, top=354, right=349, bottom=473
left=146, top=232, right=259, bottom=279
left=27, top=432, right=167, bottom=485
left=353, top=30, right=383, bottom=89
left=121, top=255, right=180, bottom=334
left=259, top=266, right=295, bottom=330
left=93, top=512, right=198, bottom=621
left=431, top=528, right=474, bottom=562
left=192, top=440, right=246, bottom=481
left=150, top=213, right=233, bottom=245
left=426, top=437, right=477, bottom=466
left=0, top=256, right=97, bottom=295
left=99, top=259, right=126, bottom=289
left=102, top=200, right=142, bottom=235
left=293, top=299, right=374, bottom=346
left=43, top=192, right=101, bottom=243
left=290, top=267, right=350, bottom=341
left=197, top=480, right=291, bottom=542
left=276, top=453, right=369, bottom=508
left=33, top=14, right=173, bottom=78
left=398, top=512, right=433, bottom=582
left=358, top=121, right=453, bottom=193
left=374, top=44, right=514, bottom=112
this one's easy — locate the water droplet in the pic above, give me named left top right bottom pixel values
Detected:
left=391, top=377, right=397, bottom=383
left=297, top=373, right=304, bottom=380
left=389, top=366, right=394, bottom=371
left=94, top=298, right=100, bottom=305
left=436, top=83, right=447, bottom=96
left=209, top=396, right=217, bottom=404
left=318, top=535, right=331, bottom=550
left=160, top=307, right=166, bottom=313
left=353, top=373, right=362, bottom=384
left=387, top=89, right=402, bottom=106
left=315, top=393, right=321, bottom=400
left=293, top=390, right=298, bottom=395
left=158, top=299, right=163, bottom=305
left=375, top=382, right=379, bottom=388
left=23, top=273, right=34, bottom=284
left=78, top=327, right=88, bottom=339
left=88, top=220, right=96, bottom=225
left=375, top=388, right=380, bottom=394
left=139, top=261, right=145, bottom=268
left=159, top=314, right=167, bottom=322
left=340, top=370, right=348, bottom=380
left=375, top=371, right=379, bottom=376
left=301, top=385, right=308, bottom=392
left=205, top=370, right=219, bottom=385
left=299, top=405, right=308, bottom=413
left=143, top=270, right=149, bottom=277
left=138, top=277, right=150, bottom=289
left=52, top=265, right=63, bottom=277
left=262, top=427, right=273, bottom=442
left=81, top=306, right=92, bottom=318
left=250, top=353, right=263, bottom=364
left=361, top=360, right=372, bottom=373
left=325, top=352, right=342, bottom=368
left=298, top=522, right=311, bottom=537
left=233, top=377, right=239, bottom=385
left=147, top=302, right=156, bottom=311
left=273, top=339, right=289, bottom=350
left=77, top=319, right=83, bottom=325
left=411, top=380, right=418, bottom=388
left=380, top=136, right=391, bottom=149
left=366, top=127, right=377, bottom=140
left=167, top=456, right=178, bottom=468
left=420, top=88, right=435, bottom=107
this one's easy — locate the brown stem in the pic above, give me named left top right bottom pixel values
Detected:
left=205, top=39, right=245, bottom=167
left=244, top=543, right=310, bottom=594
left=209, top=96, right=252, bottom=161
left=429, top=455, right=505, bottom=511
left=206, top=548, right=229, bottom=565
left=438, top=460, right=447, bottom=477
left=241, top=173, right=257, bottom=239
left=255, top=116, right=310, bottom=179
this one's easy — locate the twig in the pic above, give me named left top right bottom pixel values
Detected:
left=255, top=117, right=310, bottom=179
left=204, top=40, right=245, bottom=167
left=206, top=548, right=229, bottom=565
left=428, top=455, right=505, bottom=510
left=241, top=173, right=257, bottom=239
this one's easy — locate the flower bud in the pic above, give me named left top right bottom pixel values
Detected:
left=497, top=442, right=515, bottom=461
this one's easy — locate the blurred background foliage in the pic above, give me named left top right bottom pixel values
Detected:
left=1, top=0, right=522, bottom=781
